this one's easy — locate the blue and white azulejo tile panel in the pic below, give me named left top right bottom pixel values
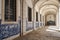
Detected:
left=26, top=22, right=34, bottom=31
left=0, top=24, right=21, bottom=39
left=36, top=22, right=39, bottom=28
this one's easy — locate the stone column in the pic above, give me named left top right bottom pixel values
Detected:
left=43, top=16, right=45, bottom=26
left=41, top=15, right=43, bottom=26
left=58, top=5, right=60, bottom=28
left=33, top=8, right=36, bottom=30
left=38, top=10, right=40, bottom=27
left=42, top=16, right=45, bottom=26
left=20, top=0, right=23, bottom=36
left=56, top=12, right=58, bottom=27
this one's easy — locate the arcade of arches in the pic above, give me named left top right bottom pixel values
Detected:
left=0, top=0, right=60, bottom=40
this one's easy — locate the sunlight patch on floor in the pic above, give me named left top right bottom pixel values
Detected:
left=46, top=26, right=60, bottom=37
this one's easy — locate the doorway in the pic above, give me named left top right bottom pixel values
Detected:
left=45, top=14, right=56, bottom=26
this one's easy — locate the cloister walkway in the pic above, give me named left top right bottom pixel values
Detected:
left=13, top=26, right=60, bottom=40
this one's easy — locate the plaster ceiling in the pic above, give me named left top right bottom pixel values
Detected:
left=34, top=0, right=59, bottom=15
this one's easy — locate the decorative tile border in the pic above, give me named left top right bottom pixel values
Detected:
left=0, top=24, right=21, bottom=39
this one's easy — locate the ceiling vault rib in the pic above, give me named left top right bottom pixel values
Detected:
left=39, top=4, right=58, bottom=10
left=41, top=8, right=57, bottom=11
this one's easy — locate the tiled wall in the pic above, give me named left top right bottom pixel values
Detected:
left=26, top=21, right=34, bottom=31
left=36, top=22, right=39, bottom=28
left=26, top=21, right=42, bottom=31
left=40, top=22, right=42, bottom=26
left=0, top=20, right=21, bottom=39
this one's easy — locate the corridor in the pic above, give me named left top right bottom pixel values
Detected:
left=13, top=26, right=60, bottom=40
left=1, top=0, right=60, bottom=40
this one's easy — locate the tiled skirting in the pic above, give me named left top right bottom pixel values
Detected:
left=26, top=22, right=34, bottom=31
left=36, top=22, right=39, bottom=28
left=0, top=24, right=20, bottom=39
left=26, top=22, right=42, bottom=31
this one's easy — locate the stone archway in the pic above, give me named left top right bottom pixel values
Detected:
left=45, top=13, right=56, bottom=26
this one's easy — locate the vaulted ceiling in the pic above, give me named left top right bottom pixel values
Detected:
left=34, top=0, right=59, bottom=16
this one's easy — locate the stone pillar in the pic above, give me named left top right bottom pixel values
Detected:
left=42, top=16, right=45, bottom=26
left=58, top=5, right=60, bottom=28
left=43, top=16, right=45, bottom=26
left=20, top=0, right=23, bottom=36
left=33, top=8, right=36, bottom=30
left=41, top=15, right=43, bottom=26
left=38, top=10, right=40, bottom=27
left=56, top=12, right=58, bottom=27
left=40, top=14, right=42, bottom=26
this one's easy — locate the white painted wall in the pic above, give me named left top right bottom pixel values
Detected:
left=47, top=15, right=55, bottom=21
left=23, top=0, right=33, bottom=35
left=0, top=0, right=1, bottom=19
left=17, top=0, right=20, bottom=21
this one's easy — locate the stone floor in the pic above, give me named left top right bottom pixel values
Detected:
left=13, top=26, right=60, bottom=40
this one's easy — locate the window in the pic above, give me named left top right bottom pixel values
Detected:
left=36, top=12, right=38, bottom=21
left=28, top=7, right=32, bottom=21
left=5, top=0, right=16, bottom=21
left=40, top=14, right=41, bottom=21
